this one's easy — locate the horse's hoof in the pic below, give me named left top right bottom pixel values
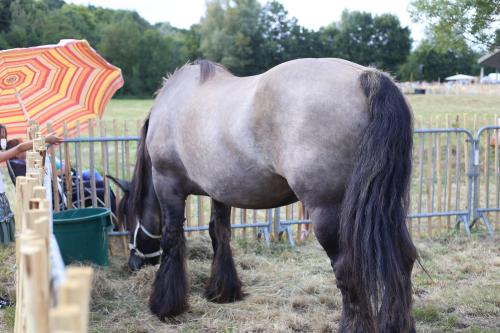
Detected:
left=149, top=298, right=188, bottom=320
left=205, top=278, right=245, bottom=303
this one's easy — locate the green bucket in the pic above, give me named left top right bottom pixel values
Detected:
left=53, top=208, right=112, bottom=266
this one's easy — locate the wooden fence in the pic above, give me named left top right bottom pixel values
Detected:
left=13, top=127, right=93, bottom=333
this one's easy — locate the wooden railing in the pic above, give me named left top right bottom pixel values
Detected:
left=13, top=123, right=93, bottom=333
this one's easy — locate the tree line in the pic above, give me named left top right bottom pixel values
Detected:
left=0, top=0, right=489, bottom=97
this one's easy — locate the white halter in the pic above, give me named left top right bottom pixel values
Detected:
left=128, top=219, right=162, bottom=259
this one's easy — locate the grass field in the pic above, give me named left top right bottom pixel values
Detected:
left=101, top=94, right=500, bottom=130
left=1, top=94, right=500, bottom=332
left=0, top=234, right=499, bottom=333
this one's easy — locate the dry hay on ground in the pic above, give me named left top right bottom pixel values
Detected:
left=0, top=234, right=499, bottom=332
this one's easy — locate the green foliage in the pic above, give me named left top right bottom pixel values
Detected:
left=3, top=304, right=15, bottom=329
left=410, top=0, right=500, bottom=50
left=200, top=0, right=262, bottom=75
left=0, top=0, right=484, bottom=95
left=397, top=39, right=480, bottom=81
left=333, top=10, right=411, bottom=74
left=414, top=305, right=441, bottom=322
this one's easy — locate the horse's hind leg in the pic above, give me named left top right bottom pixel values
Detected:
left=311, top=204, right=375, bottom=333
left=205, top=199, right=244, bottom=303
left=149, top=173, right=188, bottom=319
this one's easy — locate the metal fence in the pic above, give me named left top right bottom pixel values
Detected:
left=51, top=124, right=498, bottom=249
left=469, top=126, right=500, bottom=235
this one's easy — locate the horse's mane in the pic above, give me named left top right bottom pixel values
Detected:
left=193, top=59, right=230, bottom=83
left=129, top=115, right=152, bottom=220
left=156, top=60, right=230, bottom=96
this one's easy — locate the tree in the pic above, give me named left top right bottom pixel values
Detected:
left=333, top=10, right=411, bottom=73
left=372, top=14, right=412, bottom=73
left=39, top=4, right=99, bottom=45
left=317, top=23, right=340, bottom=57
left=410, top=0, right=500, bottom=50
left=256, top=1, right=296, bottom=70
left=136, top=29, right=186, bottom=95
left=200, top=0, right=262, bottom=75
left=397, top=39, right=480, bottom=81
left=0, top=0, right=13, bottom=34
left=98, top=17, right=144, bottom=95
left=200, top=0, right=228, bottom=63
left=6, top=0, right=49, bottom=47
left=182, top=24, right=202, bottom=61
left=42, top=0, right=64, bottom=10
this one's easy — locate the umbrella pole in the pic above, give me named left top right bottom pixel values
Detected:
left=14, top=89, right=48, bottom=169
left=14, top=88, right=31, bottom=122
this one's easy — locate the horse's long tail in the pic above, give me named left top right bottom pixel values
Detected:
left=339, top=70, right=417, bottom=331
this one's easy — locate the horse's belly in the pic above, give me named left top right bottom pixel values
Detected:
left=191, top=167, right=297, bottom=209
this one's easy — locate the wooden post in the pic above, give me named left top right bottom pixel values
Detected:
left=495, top=114, right=499, bottom=228
left=445, top=114, right=453, bottom=231
left=463, top=114, right=469, bottom=178
left=49, top=305, right=80, bottom=332
left=185, top=196, right=192, bottom=237
left=63, top=123, right=72, bottom=209
left=426, top=118, right=433, bottom=237
left=89, top=119, right=97, bottom=207
left=100, top=121, right=111, bottom=211
left=21, top=243, right=49, bottom=333
left=197, top=196, right=204, bottom=234
left=253, top=210, right=258, bottom=239
left=417, top=115, right=424, bottom=238
left=484, top=118, right=490, bottom=209
left=273, top=208, right=280, bottom=241
left=59, top=267, right=94, bottom=333
left=231, top=207, right=236, bottom=238
left=47, top=124, right=60, bottom=212
left=435, top=116, right=443, bottom=233
left=242, top=209, right=247, bottom=239
left=76, top=121, right=85, bottom=208
left=473, top=115, right=481, bottom=207
left=112, top=119, right=120, bottom=206
left=113, top=120, right=128, bottom=254
left=124, top=121, right=131, bottom=180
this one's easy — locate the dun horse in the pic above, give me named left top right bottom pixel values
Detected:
left=109, top=58, right=417, bottom=332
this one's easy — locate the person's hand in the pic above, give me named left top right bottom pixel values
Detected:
left=19, top=141, right=33, bottom=152
left=46, top=132, right=63, bottom=145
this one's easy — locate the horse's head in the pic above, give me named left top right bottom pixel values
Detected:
left=107, top=163, right=161, bottom=270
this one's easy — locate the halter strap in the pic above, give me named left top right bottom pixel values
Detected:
left=129, top=220, right=162, bottom=259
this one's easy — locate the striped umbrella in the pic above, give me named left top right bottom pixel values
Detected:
left=0, top=39, right=123, bottom=137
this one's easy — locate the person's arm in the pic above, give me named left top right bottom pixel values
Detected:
left=46, top=133, right=63, bottom=145
left=0, top=141, right=32, bottom=162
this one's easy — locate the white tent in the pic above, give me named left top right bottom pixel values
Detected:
left=481, top=72, right=500, bottom=83
left=445, top=74, right=476, bottom=82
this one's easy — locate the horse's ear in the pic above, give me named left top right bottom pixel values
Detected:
left=106, top=175, right=131, bottom=193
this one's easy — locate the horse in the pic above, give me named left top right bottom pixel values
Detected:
left=111, top=58, right=417, bottom=332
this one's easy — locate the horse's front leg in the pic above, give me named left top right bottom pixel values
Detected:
left=149, top=174, right=187, bottom=320
left=205, top=199, right=244, bottom=302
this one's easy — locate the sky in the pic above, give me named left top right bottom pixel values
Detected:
left=66, top=0, right=426, bottom=43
